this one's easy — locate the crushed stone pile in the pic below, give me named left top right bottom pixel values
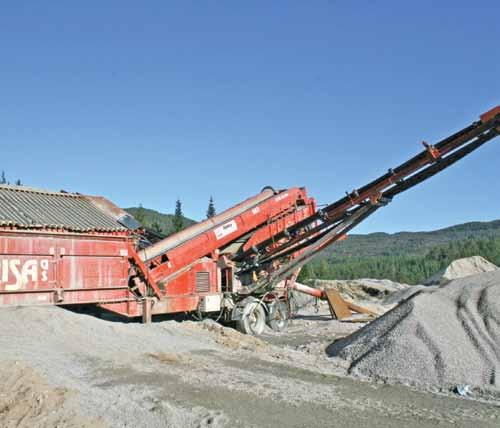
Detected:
left=309, top=278, right=414, bottom=314
left=425, top=256, right=498, bottom=286
left=327, top=270, right=500, bottom=391
left=311, top=278, right=410, bottom=301
left=382, top=284, right=434, bottom=305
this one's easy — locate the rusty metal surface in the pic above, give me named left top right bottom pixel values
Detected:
left=0, top=185, right=127, bottom=232
left=480, top=105, right=500, bottom=123
left=324, top=290, right=352, bottom=320
left=0, top=230, right=133, bottom=307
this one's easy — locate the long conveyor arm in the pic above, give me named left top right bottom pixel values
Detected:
left=246, top=106, right=500, bottom=292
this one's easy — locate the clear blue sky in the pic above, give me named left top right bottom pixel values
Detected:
left=1, top=1, right=499, bottom=233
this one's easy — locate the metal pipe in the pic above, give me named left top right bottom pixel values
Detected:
left=289, top=282, right=324, bottom=299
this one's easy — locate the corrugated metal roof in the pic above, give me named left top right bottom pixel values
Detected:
left=0, top=185, right=128, bottom=232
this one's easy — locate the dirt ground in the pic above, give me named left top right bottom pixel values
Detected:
left=0, top=303, right=499, bottom=428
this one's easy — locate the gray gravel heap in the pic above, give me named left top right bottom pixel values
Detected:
left=327, top=270, right=500, bottom=391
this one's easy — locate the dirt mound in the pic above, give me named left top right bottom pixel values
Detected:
left=0, top=361, right=103, bottom=428
left=184, top=319, right=268, bottom=351
left=309, top=278, right=414, bottom=314
left=425, top=256, right=498, bottom=286
left=0, top=306, right=226, bottom=427
left=327, top=270, right=500, bottom=391
left=312, top=278, right=410, bottom=301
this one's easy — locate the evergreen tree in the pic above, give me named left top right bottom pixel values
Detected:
left=15, top=179, right=22, bottom=186
left=173, top=198, right=184, bottom=232
left=0, top=171, right=6, bottom=184
left=206, top=196, right=216, bottom=219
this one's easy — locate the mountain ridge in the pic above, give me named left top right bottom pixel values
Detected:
left=322, top=219, right=500, bottom=261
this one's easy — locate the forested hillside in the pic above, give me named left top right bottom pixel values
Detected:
left=300, top=220, right=500, bottom=284
left=318, top=220, right=500, bottom=260
left=125, top=206, right=195, bottom=236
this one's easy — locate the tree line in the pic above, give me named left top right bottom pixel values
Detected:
left=1, top=171, right=22, bottom=186
left=170, top=196, right=217, bottom=232
left=135, top=196, right=217, bottom=236
left=299, top=236, right=500, bottom=284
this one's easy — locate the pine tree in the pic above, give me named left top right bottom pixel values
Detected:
left=206, top=196, right=216, bottom=219
left=0, top=171, right=6, bottom=184
left=173, top=198, right=184, bottom=233
left=15, top=179, right=22, bottom=186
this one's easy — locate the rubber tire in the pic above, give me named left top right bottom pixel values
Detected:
left=235, top=301, right=266, bottom=336
left=268, top=300, right=290, bottom=332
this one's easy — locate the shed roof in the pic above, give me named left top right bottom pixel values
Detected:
left=0, top=184, right=130, bottom=232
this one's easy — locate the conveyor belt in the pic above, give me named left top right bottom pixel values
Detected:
left=246, top=107, right=500, bottom=291
left=140, top=188, right=276, bottom=261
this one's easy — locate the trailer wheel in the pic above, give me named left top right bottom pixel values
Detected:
left=236, top=301, right=266, bottom=336
left=268, top=300, right=290, bottom=332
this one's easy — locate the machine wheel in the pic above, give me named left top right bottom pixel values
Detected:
left=267, top=300, right=290, bottom=332
left=236, top=300, right=266, bottom=335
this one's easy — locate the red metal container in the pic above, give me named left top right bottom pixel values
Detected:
left=0, top=185, right=137, bottom=314
left=0, top=229, right=132, bottom=307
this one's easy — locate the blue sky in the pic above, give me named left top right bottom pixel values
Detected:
left=1, top=1, right=499, bottom=233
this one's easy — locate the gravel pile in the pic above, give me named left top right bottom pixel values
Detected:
left=425, top=256, right=498, bottom=285
left=327, top=270, right=500, bottom=391
left=382, top=285, right=435, bottom=305
left=0, top=306, right=224, bottom=428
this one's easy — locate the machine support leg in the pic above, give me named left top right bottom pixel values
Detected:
left=142, top=298, right=152, bottom=324
left=289, top=282, right=376, bottom=321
